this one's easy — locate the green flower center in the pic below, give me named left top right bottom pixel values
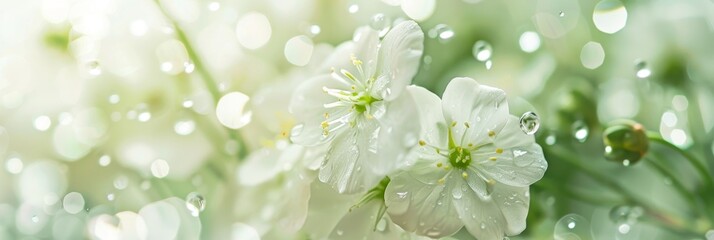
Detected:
left=449, top=146, right=472, bottom=169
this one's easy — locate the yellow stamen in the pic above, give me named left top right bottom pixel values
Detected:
left=451, top=121, right=457, bottom=127
left=462, top=172, right=469, bottom=179
left=321, top=121, right=329, bottom=129
left=488, top=130, right=496, bottom=137
left=419, top=140, right=426, bottom=146
left=489, top=157, right=498, bottom=161
left=438, top=178, right=446, bottom=185
left=495, top=148, right=503, bottom=154
left=436, top=162, right=443, bottom=168
left=464, top=122, right=470, bottom=128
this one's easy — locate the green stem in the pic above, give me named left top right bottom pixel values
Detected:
left=645, top=154, right=700, bottom=216
left=647, top=131, right=714, bottom=189
left=153, top=0, right=248, bottom=159
left=545, top=146, right=696, bottom=234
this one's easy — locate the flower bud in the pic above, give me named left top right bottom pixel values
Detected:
left=603, top=120, right=649, bottom=165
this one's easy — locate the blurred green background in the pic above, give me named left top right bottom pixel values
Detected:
left=1, top=0, right=714, bottom=239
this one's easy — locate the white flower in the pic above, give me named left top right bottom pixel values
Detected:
left=289, top=20, right=424, bottom=194
left=384, top=78, right=548, bottom=239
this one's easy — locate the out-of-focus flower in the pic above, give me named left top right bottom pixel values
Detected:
left=385, top=78, right=548, bottom=239
left=603, top=120, right=649, bottom=165
left=289, top=20, right=424, bottom=194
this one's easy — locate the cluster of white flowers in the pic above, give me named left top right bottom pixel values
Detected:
left=241, top=20, right=548, bottom=239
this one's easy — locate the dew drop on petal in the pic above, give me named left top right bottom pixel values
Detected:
left=451, top=187, right=463, bottom=199
left=554, top=214, right=590, bottom=240
left=472, top=40, right=492, bottom=62
left=519, top=112, right=540, bottom=135
left=593, top=0, right=628, bottom=34
left=396, top=192, right=408, bottom=199
left=519, top=31, right=541, bottom=53
left=370, top=13, right=392, bottom=37
left=216, top=92, right=252, bottom=129
left=572, top=121, right=589, bottom=142
left=185, top=192, right=206, bottom=217
left=559, top=11, right=565, bottom=17
left=182, top=99, right=194, bottom=108
left=150, top=159, right=170, bottom=178
left=634, top=59, right=651, bottom=78
left=622, top=159, right=630, bottom=166
left=307, top=25, right=321, bottom=37
left=86, top=60, right=102, bottom=76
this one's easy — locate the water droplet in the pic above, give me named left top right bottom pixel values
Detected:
left=519, top=31, right=541, bottom=53
left=284, top=35, right=314, bottom=66
left=207, top=2, right=220, bottom=11
left=216, top=92, right=252, bottom=129
left=337, top=229, right=344, bottom=235
left=98, top=155, right=111, bottom=167
left=307, top=25, right=321, bottom=37
left=593, top=0, right=628, bottom=34
left=87, top=61, right=102, bottom=76
left=428, top=24, right=454, bottom=42
left=634, top=59, right=651, bottom=78
left=572, top=121, right=589, bottom=142
left=559, top=11, right=565, bottom=17
left=5, top=156, right=23, bottom=174
left=480, top=222, right=486, bottom=229
left=108, top=94, right=120, bottom=104
left=348, top=4, right=359, bottom=14
left=31, top=115, right=52, bottom=132
left=609, top=205, right=642, bottom=225
left=134, top=104, right=152, bottom=122
left=554, top=214, right=590, bottom=240
left=113, top=175, right=129, bottom=190
left=150, top=159, right=170, bottom=178
left=622, top=159, right=630, bottom=166
left=472, top=40, right=492, bottom=62
left=452, top=187, right=463, bottom=199
left=62, top=192, right=85, bottom=214
left=618, top=223, right=631, bottom=234
left=519, top=112, right=540, bottom=135
left=580, top=41, right=605, bottom=69
left=376, top=218, right=387, bottom=232
left=485, top=60, right=493, bottom=70
left=31, top=215, right=39, bottom=223
left=107, top=193, right=115, bottom=201
left=185, top=192, right=206, bottom=217
left=174, top=119, right=196, bottom=136
left=545, top=133, right=557, bottom=145
left=396, top=192, right=408, bottom=199
left=184, top=61, right=195, bottom=73
left=370, top=14, right=392, bottom=37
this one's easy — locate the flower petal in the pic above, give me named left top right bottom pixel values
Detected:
left=237, top=145, right=304, bottom=186
left=453, top=188, right=507, bottom=240
left=408, top=85, right=448, bottom=149
left=319, top=27, right=380, bottom=79
left=328, top=201, right=404, bottom=240
left=492, top=183, right=530, bottom=236
left=289, top=75, right=350, bottom=146
left=475, top=144, right=546, bottom=187
left=318, top=126, right=381, bottom=194
left=372, top=89, right=421, bottom=175
left=372, top=20, right=424, bottom=101
left=441, top=77, right=509, bottom=146
left=385, top=169, right=463, bottom=238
